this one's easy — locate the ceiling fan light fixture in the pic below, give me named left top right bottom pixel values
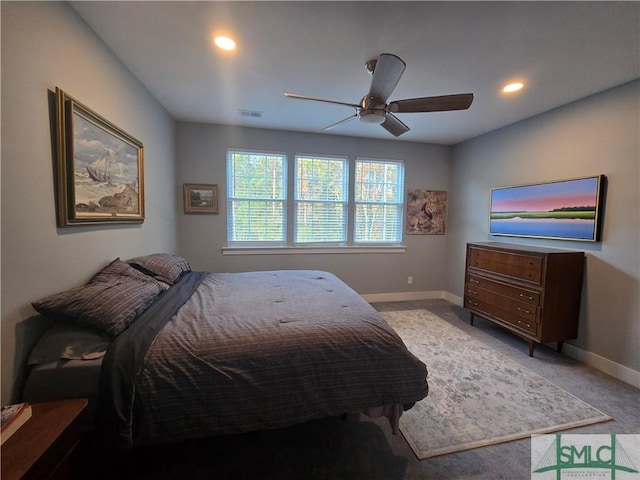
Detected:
left=359, top=109, right=386, bottom=124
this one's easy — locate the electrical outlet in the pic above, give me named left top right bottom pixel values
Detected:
left=407, top=276, right=413, bottom=285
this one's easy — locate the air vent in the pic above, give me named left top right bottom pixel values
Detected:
left=239, top=109, right=263, bottom=118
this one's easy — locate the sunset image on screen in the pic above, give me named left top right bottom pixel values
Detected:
left=489, top=176, right=602, bottom=241
left=491, top=177, right=598, bottom=212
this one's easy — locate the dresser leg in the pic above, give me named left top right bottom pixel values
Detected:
left=470, top=312, right=475, bottom=326
left=528, top=340, right=535, bottom=357
left=557, top=341, right=564, bottom=353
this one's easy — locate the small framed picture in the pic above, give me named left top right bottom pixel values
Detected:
left=183, top=183, right=218, bottom=214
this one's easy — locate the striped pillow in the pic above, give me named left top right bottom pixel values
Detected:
left=32, top=260, right=163, bottom=337
left=127, top=253, right=191, bottom=284
left=91, top=258, right=161, bottom=284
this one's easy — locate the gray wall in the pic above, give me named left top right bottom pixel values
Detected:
left=1, top=2, right=638, bottom=406
left=176, top=123, right=452, bottom=295
left=1, top=2, right=178, bottom=404
left=447, top=80, right=640, bottom=374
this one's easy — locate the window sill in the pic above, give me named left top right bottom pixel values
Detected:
left=222, top=246, right=407, bottom=255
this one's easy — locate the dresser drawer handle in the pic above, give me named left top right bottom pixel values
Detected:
left=517, top=320, right=532, bottom=328
left=517, top=307, right=531, bottom=314
left=469, top=278, right=480, bottom=284
left=519, top=293, right=534, bottom=300
left=470, top=301, right=479, bottom=306
left=467, top=289, right=478, bottom=295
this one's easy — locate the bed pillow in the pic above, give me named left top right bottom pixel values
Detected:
left=92, top=257, right=170, bottom=292
left=90, top=257, right=162, bottom=284
left=27, top=321, right=110, bottom=365
left=126, top=253, right=191, bottom=284
left=32, top=260, right=163, bottom=337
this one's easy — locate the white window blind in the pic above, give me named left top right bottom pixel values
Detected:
left=227, top=150, right=286, bottom=244
left=294, top=155, right=348, bottom=244
left=354, top=158, right=405, bottom=243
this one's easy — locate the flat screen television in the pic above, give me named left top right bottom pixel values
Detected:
left=489, top=175, right=606, bottom=242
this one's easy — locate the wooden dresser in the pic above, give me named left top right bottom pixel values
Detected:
left=464, top=242, right=585, bottom=356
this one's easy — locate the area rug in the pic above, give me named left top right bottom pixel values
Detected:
left=382, top=309, right=611, bottom=459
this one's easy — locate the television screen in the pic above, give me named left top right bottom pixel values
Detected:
left=489, top=175, right=605, bottom=242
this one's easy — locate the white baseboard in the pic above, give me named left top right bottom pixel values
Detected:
left=562, top=343, right=640, bottom=389
left=361, top=290, right=465, bottom=305
left=362, top=290, right=445, bottom=303
left=443, top=292, right=463, bottom=306
left=363, top=290, right=640, bottom=389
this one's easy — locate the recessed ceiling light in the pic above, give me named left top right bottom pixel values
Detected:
left=503, top=82, right=524, bottom=93
left=214, top=36, right=236, bottom=51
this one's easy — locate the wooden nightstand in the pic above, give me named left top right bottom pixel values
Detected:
left=1, top=398, right=88, bottom=480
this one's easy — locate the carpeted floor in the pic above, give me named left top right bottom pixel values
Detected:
left=73, top=300, right=640, bottom=480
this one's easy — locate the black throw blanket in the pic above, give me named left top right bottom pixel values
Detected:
left=96, top=271, right=206, bottom=450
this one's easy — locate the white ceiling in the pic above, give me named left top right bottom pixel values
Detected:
left=71, top=1, right=639, bottom=145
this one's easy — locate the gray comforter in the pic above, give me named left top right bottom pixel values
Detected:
left=99, top=270, right=428, bottom=448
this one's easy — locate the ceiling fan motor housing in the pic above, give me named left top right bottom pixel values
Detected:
left=359, top=95, right=387, bottom=123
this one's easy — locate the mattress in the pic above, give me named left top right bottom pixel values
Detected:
left=23, top=358, right=102, bottom=430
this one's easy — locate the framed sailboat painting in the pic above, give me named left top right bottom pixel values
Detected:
left=54, top=87, right=144, bottom=226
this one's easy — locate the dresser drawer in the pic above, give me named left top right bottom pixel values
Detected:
left=468, top=247, right=543, bottom=284
left=464, top=298, right=538, bottom=335
left=466, top=274, right=540, bottom=306
left=465, top=286, right=540, bottom=323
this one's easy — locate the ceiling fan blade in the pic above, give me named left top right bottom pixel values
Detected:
left=381, top=113, right=410, bottom=137
left=389, top=93, right=474, bottom=113
left=369, top=53, right=406, bottom=103
left=284, top=93, right=360, bottom=109
left=322, top=113, right=358, bottom=131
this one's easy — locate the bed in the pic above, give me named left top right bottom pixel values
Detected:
left=23, top=254, right=428, bottom=450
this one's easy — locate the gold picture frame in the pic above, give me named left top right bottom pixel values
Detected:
left=184, top=183, right=218, bottom=214
left=55, top=87, right=144, bottom=226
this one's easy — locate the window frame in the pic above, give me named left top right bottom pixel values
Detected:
left=226, top=149, right=288, bottom=247
left=354, top=157, right=406, bottom=245
left=294, top=153, right=349, bottom=246
left=225, top=150, right=407, bottom=253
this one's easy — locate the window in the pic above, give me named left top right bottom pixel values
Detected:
left=226, top=150, right=405, bottom=249
left=295, top=155, right=348, bottom=244
left=354, top=159, right=405, bottom=243
left=227, top=150, right=286, bottom=244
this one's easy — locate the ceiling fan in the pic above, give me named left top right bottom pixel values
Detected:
left=284, top=53, right=474, bottom=137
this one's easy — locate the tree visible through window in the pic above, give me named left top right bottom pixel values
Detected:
left=295, top=155, right=348, bottom=244
left=355, top=159, right=405, bottom=243
left=227, top=150, right=286, bottom=243
left=226, top=150, right=404, bottom=247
